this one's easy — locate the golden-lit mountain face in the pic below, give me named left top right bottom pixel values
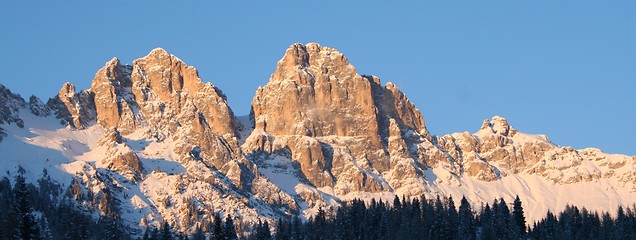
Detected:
left=0, top=43, right=635, bottom=235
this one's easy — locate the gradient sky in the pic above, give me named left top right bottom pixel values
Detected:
left=1, top=1, right=634, bottom=155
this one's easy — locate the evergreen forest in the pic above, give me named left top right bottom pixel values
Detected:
left=2, top=166, right=636, bottom=240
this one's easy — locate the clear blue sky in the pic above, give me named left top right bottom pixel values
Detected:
left=1, top=1, right=634, bottom=155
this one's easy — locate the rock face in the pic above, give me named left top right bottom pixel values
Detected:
left=37, top=48, right=297, bottom=233
left=252, top=43, right=380, bottom=140
left=246, top=43, right=435, bottom=194
left=50, top=49, right=243, bottom=178
left=0, top=85, right=52, bottom=141
left=0, top=85, right=26, bottom=142
left=48, top=82, right=96, bottom=129
left=0, top=84, right=26, bottom=128
left=245, top=43, right=636, bottom=199
left=96, top=129, right=144, bottom=181
left=89, top=50, right=237, bottom=137
left=251, top=43, right=429, bottom=142
left=434, top=115, right=636, bottom=185
left=29, top=95, right=50, bottom=117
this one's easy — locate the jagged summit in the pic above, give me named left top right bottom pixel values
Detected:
left=272, top=43, right=355, bottom=82
left=254, top=42, right=379, bottom=138
left=479, top=115, right=516, bottom=136
left=148, top=47, right=169, bottom=55
left=247, top=43, right=436, bottom=192
left=46, top=48, right=248, bottom=186
left=253, top=42, right=428, bottom=139
left=52, top=47, right=237, bottom=135
left=0, top=84, right=26, bottom=142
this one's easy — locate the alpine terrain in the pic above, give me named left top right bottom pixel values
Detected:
left=1, top=43, right=635, bottom=236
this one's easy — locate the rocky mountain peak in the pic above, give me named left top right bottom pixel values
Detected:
left=271, top=43, right=356, bottom=84
left=0, top=84, right=26, bottom=131
left=253, top=42, right=378, bottom=139
left=47, top=49, right=243, bottom=181
left=28, top=95, right=50, bottom=117
left=59, top=82, right=74, bottom=96
left=48, top=82, right=96, bottom=129
left=79, top=47, right=238, bottom=136
left=148, top=47, right=169, bottom=56
left=479, top=115, right=516, bottom=136
left=253, top=43, right=429, bottom=139
left=246, top=43, right=435, bottom=192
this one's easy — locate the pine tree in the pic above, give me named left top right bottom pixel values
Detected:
left=223, top=215, right=237, bottom=240
left=39, top=216, right=53, bottom=240
left=430, top=195, right=451, bottom=240
left=0, top=176, right=15, bottom=239
left=262, top=221, right=271, bottom=240
left=160, top=221, right=172, bottom=240
left=314, top=207, right=327, bottom=240
left=212, top=213, right=224, bottom=240
left=457, top=196, right=475, bottom=240
left=542, top=211, right=559, bottom=240
left=150, top=227, right=160, bottom=240
left=333, top=207, right=349, bottom=240
left=478, top=203, right=494, bottom=240
left=512, top=195, right=526, bottom=235
left=97, top=216, right=126, bottom=240
left=378, top=207, right=390, bottom=240
left=274, top=218, right=289, bottom=240
left=492, top=198, right=514, bottom=238
left=13, top=167, right=40, bottom=240
left=421, top=196, right=435, bottom=235
left=143, top=227, right=152, bottom=240
left=616, top=206, right=630, bottom=239
left=447, top=196, right=458, bottom=239
left=409, top=197, right=423, bottom=238
left=290, top=215, right=302, bottom=240
left=192, top=226, right=205, bottom=240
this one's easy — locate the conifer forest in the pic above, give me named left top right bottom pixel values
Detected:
left=1, top=166, right=636, bottom=239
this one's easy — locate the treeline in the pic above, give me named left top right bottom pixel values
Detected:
left=0, top=167, right=127, bottom=239
left=267, top=196, right=636, bottom=240
left=266, top=196, right=525, bottom=240
left=530, top=204, right=636, bottom=239
left=4, top=166, right=636, bottom=239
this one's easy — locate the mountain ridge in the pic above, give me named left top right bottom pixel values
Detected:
left=0, top=43, right=634, bottom=236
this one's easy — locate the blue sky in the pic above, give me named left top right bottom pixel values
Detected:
left=1, top=1, right=634, bottom=155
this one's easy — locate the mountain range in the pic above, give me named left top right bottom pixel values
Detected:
left=1, top=43, right=634, bottom=235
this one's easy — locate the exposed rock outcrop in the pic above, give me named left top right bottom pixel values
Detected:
left=87, top=50, right=238, bottom=137
left=29, top=95, right=50, bottom=117
left=50, top=49, right=242, bottom=175
left=0, top=84, right=26, bottom=128
left=48, top=82, right=96, bottom=129
left=245, top=43, right=433, bottom=193
left=97, top=129, right=144, bottom=181
left=244, top=43, right=636, bottom=201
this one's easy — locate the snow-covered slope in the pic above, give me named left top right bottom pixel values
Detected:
left=1, top=44, right=635, bottom=236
